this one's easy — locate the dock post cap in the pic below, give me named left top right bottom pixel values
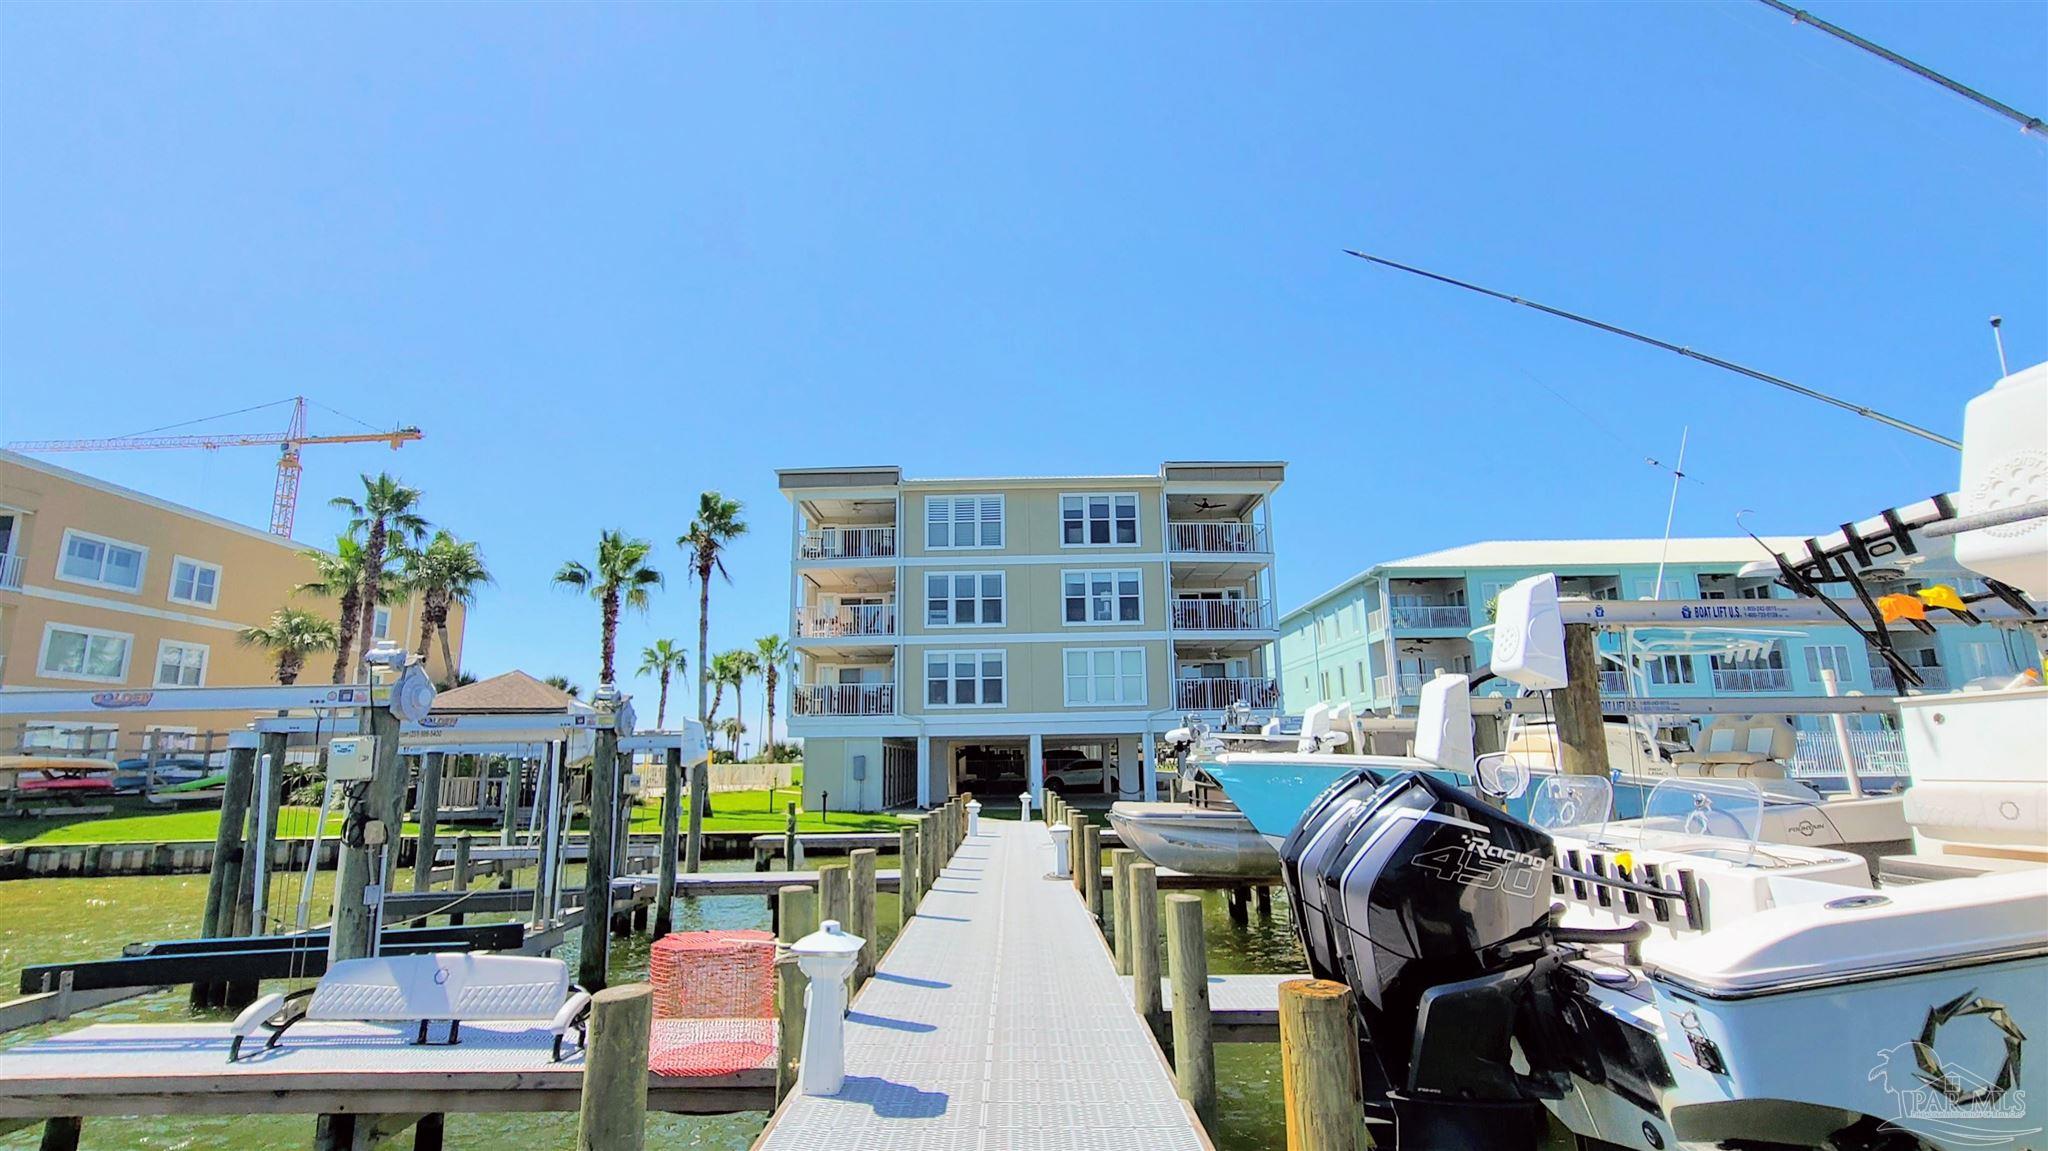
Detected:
left=1048, top=822, right=1073, bottom=877
left=965, top=799, right=983, bottom=837
left=794, top=922, right=862, bottom=1096
left=1018, top=790, right=1035, bottom=822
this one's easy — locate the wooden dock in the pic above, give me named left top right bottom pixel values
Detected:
left=753, top=817, right=1211, bottom=1150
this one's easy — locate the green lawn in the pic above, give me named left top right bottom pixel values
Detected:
left=1, top=784, right=896, bottom=846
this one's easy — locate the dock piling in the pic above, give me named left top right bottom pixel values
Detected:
left=577, top=726, right=623, bottom=991
left=1081, top=823, right=1102, bottom=920
left=776, top=885, right=817, bottom=1103
left=918, top=816, right=939, bottom=895
left=1110, top=849, right=1136, bottom=974
left=653, top=747, right=684, bottom=937
left=1129, top=862, right=1161, bottom=1025
left=898, top=825, right=922, bottom=919
left=449, top=835, right=472, bottom=927
left=193, top=734, right=256, bottom=1009
left=783, top=803, right=798, bottom=872
left=36, top=1117, right=80, bottom=1151
left=1067, top=813, right=1087, bottom=894
left=575, top=983, right=653, bottom=1151
left=849, top=848, right=877, bottom=988
left=1279, top=979, right=1369, bottom=1151
left=818, top=863, right=851, bottom=939
left=1164, top=894, right=1216, bottom=1122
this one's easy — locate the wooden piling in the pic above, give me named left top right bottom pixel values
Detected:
left=413, top=1113, right=445, bottom=1151
left=37, top=1117, right=80, bottom=1151
left=1557, top=622, right=1613, bottom=777
left=575, top=983, right=653, bottom=1151
left=1111, top=849, right=1136, bottom=975
left=918, top=815, right=939, bottom=895
left=1068, top=813, right=1087, bottom=894
left=1129, top=861, right=1161, bottom=1024
left=192, top=740, right=255, bottom=1009
left=1256, top=884, right=1273, bottom=919
left=578, top=737, right=623, bottom=992
left=1081, top=823, right=1102, bottom=920
left=775, top=885, right=817, bottom=1103
left=1227, top=886, right=1249, bottom=926
left=411, top=751, right=445, bottom=896
left=684, top=752, right=708, bottom=874
left=898, top=825, right=922, bottom=919
left=1164, top=894, right=1216, bottom=1122
left=1279, top=979, right=1368, bottom=1151
left=311, top=1113, right=354, bottom=1150
left=818, top=862, right=851, bottom=935
left=783, top=803, right=798, bottom=872
left=849, top=848, right=877, bottom=988
left=449, top=835, right=472, bottom=927
left=653, top=747, right=684, bottom=937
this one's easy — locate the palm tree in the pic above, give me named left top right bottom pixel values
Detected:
left=404, top=531, right=491, bottom=682
left=754, top=635, right=791, bottom=761
left=554, top=530, right=663, bottom=686
left=705, top=650, right=742, bottom=727
left=723, top=649, right=761, bottom=758
left=718, top=716, right=745, bottom=754
left=239, top=608, right=340, bottom=685
left=678, top=493, right=747, bottom=730
left=330, top=473, right=428, bottom=671
left=637, top=640, right=688, bottom=729
left=298, top=534, right=397, bottom=683
left=544, top=674, right=584, bottom=699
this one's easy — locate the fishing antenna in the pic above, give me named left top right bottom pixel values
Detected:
left=1342, top=250, right=1961, bottom=450
left=1753, top=0, right=2045, bottom=137
left=1990, top=316, right=2010, bottom=377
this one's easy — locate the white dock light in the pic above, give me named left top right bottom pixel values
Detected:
left=792, top=920, right=866, bottom=1096
left=966, top=798, right=983, bottom=837
left=1049, top=820, right=1072, bottom=877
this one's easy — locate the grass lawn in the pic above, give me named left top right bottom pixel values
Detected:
left=1, top=779, right=898, bottom=845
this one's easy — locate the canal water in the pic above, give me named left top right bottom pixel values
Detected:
left=1, top=856, right=1303, bottom=1150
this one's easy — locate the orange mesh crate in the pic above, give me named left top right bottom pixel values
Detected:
left=646, top=929, right=778, bottom=1078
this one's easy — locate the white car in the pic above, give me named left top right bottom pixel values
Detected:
left=1043, top=752, right=1110, bottom=794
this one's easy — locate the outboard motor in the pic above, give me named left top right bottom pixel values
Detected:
left=1280, top=770, right=1566, bottom=1151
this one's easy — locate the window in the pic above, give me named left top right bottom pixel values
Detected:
left=373, top=606, right=393, bottom=640
left=1803, top=645, right=1853, bottom=681
left=156, top=640, right=208, bottom=687
left=926, top=650, right=1005, bottom=707
left=1337, top=666, right=1347, bottom=695
left=1634, top=654, right=1696, bottom=685
left=1063, top=569, right=1142, bottom=624
left=58, top=529, right=146, bottom=592
left=1319, top=671, right=1331, bottom=699
left=926, top=495, right=1003, bottom=549
left=1711, top=644, right=1784, bottom=671
left=925, top=572, right=1005, bottom=627
left=38, top=622, right=132, bottom=682
left=168, top=557, right=221, bottom=608
left=1062, top=494, right=1139, bottom=546
left=1063, top=648, right=1146, bottom=705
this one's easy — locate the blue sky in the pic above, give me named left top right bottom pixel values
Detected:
left=3, top=2, right=2042, bottom=749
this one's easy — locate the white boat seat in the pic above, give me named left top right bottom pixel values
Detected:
left=228, top=953, right=590, bottom=1062
left=1671, top=716, right=1794, bottom=768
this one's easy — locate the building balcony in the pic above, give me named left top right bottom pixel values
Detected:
left=794, top=604, right=898, bottom=639
left=0, top=552, right=21, bottom=591
left=1171, top=598, right=1275, bottom=631
left=792, top=683, right=896, bottom=717
left=1174, top=676, right=1280, bottom=712
left=1872, top=665, right=1951, bottom=693
left=1600, top=670, right=1629, bottom=694
left=1389, top=604, right=1470, bottom=630
left=1168, top=521, right=1269, bottom=555
left=1711, top=667, right=1792, bottom=693
left=799, top=527, right=897, bottom=562
left=1374, top=673, right=1427, bottom=700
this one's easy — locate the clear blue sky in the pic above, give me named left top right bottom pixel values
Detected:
left=3, top=3, right=2042, bottom=749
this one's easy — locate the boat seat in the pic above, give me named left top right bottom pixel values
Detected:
left=228, top=953, right=590, bottom=1062
left=1671, top=717, right=1794, bottom=769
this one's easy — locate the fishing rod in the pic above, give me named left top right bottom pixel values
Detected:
left=1342, top=250, right=1962, bottom=450
left=1754, top=0, right=2045, bottom=137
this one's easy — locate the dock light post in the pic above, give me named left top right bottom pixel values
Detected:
left=1018, top=790, right=1034, bottom=823
left=966, top=798, right=983, bottom=837
left=1049, top=820, right=1072, bottom=878
left=793, top=920, right=865, bottom=1096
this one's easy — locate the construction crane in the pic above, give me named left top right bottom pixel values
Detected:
left=5, top=396, right=423, bottom=538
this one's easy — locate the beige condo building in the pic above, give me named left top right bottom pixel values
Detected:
left=780, top=462, right=1284, bottom=812
left=0, top=450, right=465, bottom=754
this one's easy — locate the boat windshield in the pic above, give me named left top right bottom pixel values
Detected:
left=1632, top=777, right=1766, bottom=864
left=1526, top=774, right=1613, bottom=839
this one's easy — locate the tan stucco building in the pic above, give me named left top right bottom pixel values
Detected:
left=0, top=450, right=465, bottom=753
left=781, top=462, right=1284, bottom=812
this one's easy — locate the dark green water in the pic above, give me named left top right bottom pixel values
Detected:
left=1, top=861, right=1301, bottom=1150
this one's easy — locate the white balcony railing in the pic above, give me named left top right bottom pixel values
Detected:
left=1168, top=521, right=1269, bottom=555
left=1389, top=604, right=1470, bottom=629
left=1373, top=673, right=1430, bottom=700
left=0, top=553, right=22, bottom=590
left=1599, top=670, right=1629, bottom=695
left=1366, top=606, right=1388, bottom=634
left=794, top=604, right=898, bottom=639
left=1710, top=667, right=1792, bottom=693
left=1871, top=665, right=1951, bottom=693
left=1171, top=598, right=1275, bottom=631
left=1174, top=676, right=1280, bottom=711
left=793, top=683, right=896, bottom=717
left=799, top=527, right=896, bottom=561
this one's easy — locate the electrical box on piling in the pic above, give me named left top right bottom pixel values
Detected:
left=327, top=736, right=375, bottom=782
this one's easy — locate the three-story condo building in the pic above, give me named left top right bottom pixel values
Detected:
left=780, top=462, right=1284, bottom=812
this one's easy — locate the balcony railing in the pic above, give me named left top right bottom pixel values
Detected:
left=1710, top=667, right=1792, bottom=693
left=1871, top=665, right=1951, bottom=693
left=1168, top=521, right=1269, bottom=555
left=794, top=604, right=898, bottom=638
left=1374, top=673, right=1430, bottom=700
left=1366, top=606, right=1388, bottom=633
left=1174, top=677, right=1280, bottom=711
left=793, top=683, right=896, bottom=717
left=1599, top=670, right=1629, bottom=695
left=0, top=553, right=22, bottom=590
left=1389, top=604, right=1470, bottom=630
left=799, top=527, right=897, bottom=561
left=1171, top=598, right=1275, bottom=631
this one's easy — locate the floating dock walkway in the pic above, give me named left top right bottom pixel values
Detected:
left=755, top=817, right=1211, bottom=1151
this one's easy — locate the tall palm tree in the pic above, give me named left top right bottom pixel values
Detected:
left=718, top=716, right=745, bottom=754
left=722, top=649, right=761, bottom=758
left=298, top=534, right=397, bottom=683
left=705, top=650, right=741, bottom=727
left=553, top=530, right=663, bottom=686
left=754, top=635, right=791, bottom=761
left=330, top=473, right=429, bottom=671
left=637, top=640, right=688, bottom=729
left=678, top=493, right=747, bottom=730
left=239, top=608, right=340, bottom=686
left=404, top=530, right=492, bottom=683
left=544, top=674, right=584, bottom=699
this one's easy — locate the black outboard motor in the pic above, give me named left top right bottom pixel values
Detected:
left=1279, top=770, right=1564, bottom=1151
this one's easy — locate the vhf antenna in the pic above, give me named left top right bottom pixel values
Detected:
left=1990, top=316, right=2011, bottom=377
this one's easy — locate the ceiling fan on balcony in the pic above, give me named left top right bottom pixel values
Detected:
left=1189, top=497, right=1227, bottom=514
